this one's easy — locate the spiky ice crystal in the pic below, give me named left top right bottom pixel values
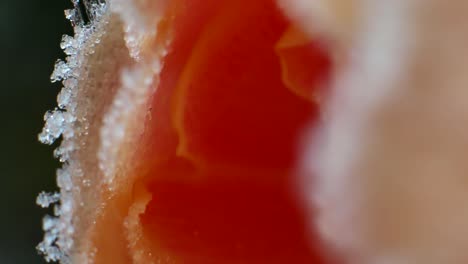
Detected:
left=37, top=0, right=169, bottom=262
left=37, top=1, right=108, bottom=262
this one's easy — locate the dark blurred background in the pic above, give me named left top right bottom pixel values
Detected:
left=1, top=1, right=74, bottom=263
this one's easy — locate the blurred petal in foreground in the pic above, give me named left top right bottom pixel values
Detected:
left=284, top=0, right=468, bottom=263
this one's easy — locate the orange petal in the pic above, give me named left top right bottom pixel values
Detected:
left=172, top=0, right=320, bottom=169
left=131, top=0, right=332, bottom=263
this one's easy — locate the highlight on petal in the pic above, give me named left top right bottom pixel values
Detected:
left=276, top=0, right=358, bottom=44
left=275, top=26, right=331, bottom=103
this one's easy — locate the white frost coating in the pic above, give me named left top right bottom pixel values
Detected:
left=98, top=63, right=160, bottom=186
left=97, top=0, right=166, bottom=187
left=39, top=0, right=170, bottom=262
left=37, top=1, right=108, bottom=263
left=98, top=0, right=168, bottom=187
left=109, top=0, right=158, bottom=60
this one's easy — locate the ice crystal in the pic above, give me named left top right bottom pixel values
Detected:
left=36, top=192, right=61, bottom=208
left=51, top=60, right=73, bottom=83
left=38, top=0, right=170, bottom=262
left=37, top=0, right=108, bottom=262
left=60, top=35, right=78, bottom=56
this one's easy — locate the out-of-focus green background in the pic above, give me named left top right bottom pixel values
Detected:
left=1, top=1, right=73, bottom=263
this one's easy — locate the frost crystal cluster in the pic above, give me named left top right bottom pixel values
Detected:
left=37, top=0, right=166, bottom=262
left=37, top=1, right=108, bottom=262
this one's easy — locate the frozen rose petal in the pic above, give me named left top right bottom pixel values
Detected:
left=39, top=0, right=333, bottom=263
